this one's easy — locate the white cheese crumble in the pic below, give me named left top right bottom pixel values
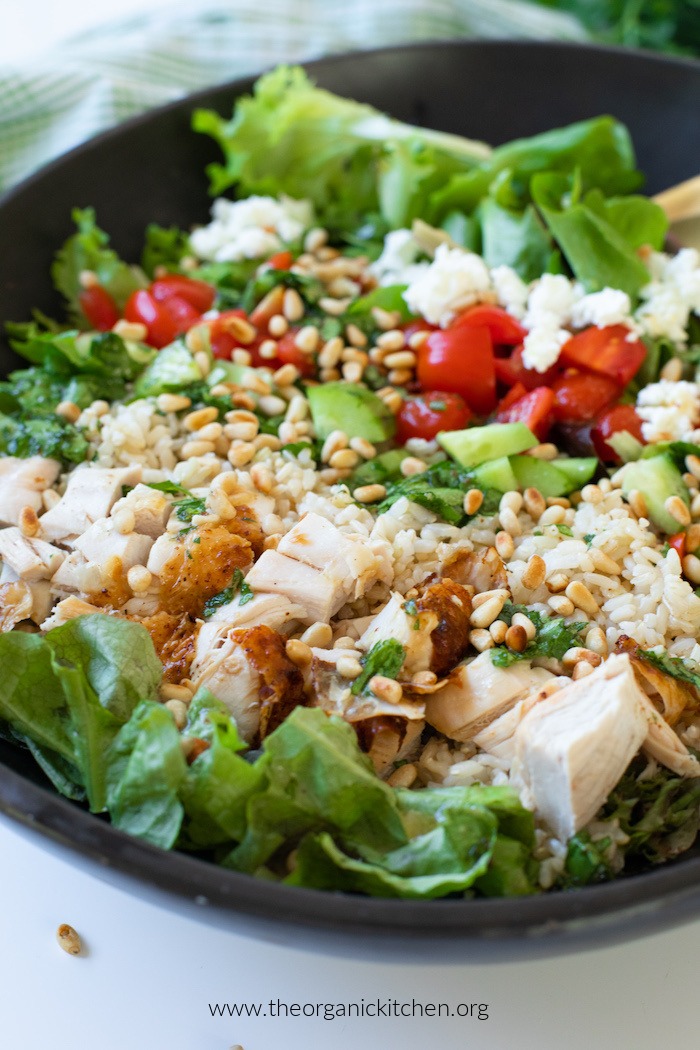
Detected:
left=369, top=229, right=429, bottom=287
left=636, top=379, right=700, bottom=442
left=189, top=195, right=314, bottom=263
left=636, top=249, right=700, bottom=344
left=570, top=288, right=634, bottom=330
left=521, top=275, right=578, bottom=373
left=491, top=265, right=529, bottom=319
left=402, top=244, right=492, bottom=327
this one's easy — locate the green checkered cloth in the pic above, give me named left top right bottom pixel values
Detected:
left=0, top=0, right=588, bottom=193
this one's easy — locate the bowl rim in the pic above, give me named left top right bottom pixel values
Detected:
left=1, top=36, right=700, bottom=953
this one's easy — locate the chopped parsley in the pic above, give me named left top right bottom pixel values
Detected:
left=492, top=603, right=587, bottom=667
left=402, top=598, right=421, bottom=630
left=556, top=524, right=574, bottom=536
left=202, top=568, right=254, bottom=619
left=583, top=533, right=595, bottom=546
left=351, top=639, right=405, bottom=696
left=638, top=648, right=700, bottom=692
left=147, top=480, right=206, bottom=523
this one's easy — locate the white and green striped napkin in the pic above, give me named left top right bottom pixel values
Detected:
left=0, top=0, right=588, bottom=193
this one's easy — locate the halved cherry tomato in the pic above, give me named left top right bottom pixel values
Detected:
left=206, top=309, right=249, bottom=360
left=559, top=325, right=646, bottom=387
left=669, top=532, right=687, bottom=559
left=266, top=251, right=294, bottom=271
left=275, top=328, right=316, bottom=377
left=78, top=285, right=120, bottom=331
left=418, top=325, right=496, bottom=416
left=495, top=386, right=555, bottom=441
left=454, top=304, right=526, bottom=346
left=396, top=392, right=473, bottom=443
left=150, top=274, right=216, bottom=314
left=495, top=344, right=561, bottom=391
left=124, top=289, right=200, bottom=349
left=551, top=372, right=621, bottom=424
left=590, top=402, right=645, bottom=462
left=495, top=382, right=528, bottom=414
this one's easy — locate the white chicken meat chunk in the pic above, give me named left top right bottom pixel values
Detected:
left=358, top=593, right=434, bottom=675
left=191, top=629, right=263, bottom=742
left=0, top=456, right=60, bottom=526
left=0, top=528, right=65, bottom=581
left=472, top=677, right=569, bottom=762
left=39, top=464, right=142, bottom=543
left=73, top=519, right=154, bottom=570
left=40, top=596, right=106, bottom=631
left=277, top=512, right=390, bottom=600
left=425, top=651, right=555, bottom=742
left=512, top=653, right=649, bottom=841
left=50, top=551, right=105, bottom=596
left=639, top=693, right=700, bottom=778
left=244, top=549, right=343, bottom=624
left=109, top=483, right=171, bottom=538
left=206, top=590, right=306, bottom=632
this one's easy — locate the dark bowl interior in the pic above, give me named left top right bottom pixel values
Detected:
left=1, top=40, right=700, bottom=960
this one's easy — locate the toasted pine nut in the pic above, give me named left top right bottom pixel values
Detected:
left=304, top=227, right=328, bottom=253
left=585, top=626, right=608, bottom=657
left=499, top=506, right=521, bottom=536
left=193, top=350, right=211, bottom=377
left=562, top=646, right=602, bottom=668
left=127, top=565, right=152, bottom=593
left=225, top=421, right=259, bottom=442
left=565, top=580, right=599, bottom=617
left=113, top=319, right=148, bottom=341
left=319, top=296, right=350, bottom=316
left=354, top=484, right=387, bottom=503
left=500, top=491, right=523, bottom=515
left=581, top=484, right=603, bottom=505
left=56, top=924, right=81, bottom=956
left=546, top=571, right=569, bottom=593
left=157, top=393, right=192, bottom=413
left=469, top=628, right=495, bottom=651
left=56, top=400, right=81, bottom=423
left=372, top=306, right=401, bottom=330
left=526, top=443, right=558, bottom=460
left=184, top=406, right=218, bottom=431
left=387, top=763, right=418, bottom=788
left=470, top=594, right=506, bottom=628
left=665, top=495, right=691, bottom=526
left=472, top=588, right=510, bottom=609
left=521, top=554, right=546, bottom=591
left=329, top=448, right=360, bottom=470
left=300, top=622, right=332, bottom=648
left=342, top=360, right=364, bottom=383
left=548, top=595, right=575, bottom=617
left=161, top=682, right=194, bottom=702
left=660, top=357, right=683, bottom=381
left=376, top=329, right=406, bottom=351
left=572, top=660, right=596, bottom=680
left=489, top=619, right=508, bottom=644
left=369, top=675, right=403, bottom=704
left=408, top=329, right=430, bottom=349
left=512, top=611, right=537, bottom=641
left=268, top=314, right=289, bottom=338
left=539, top=505, right=566, bottom=526
left=682, top=553, right=700, bottom=584
left=411, top=671, right=437, bottom=687
left=273, top=364, right=301, bottom=388
left=250, top=463, right=274, bottom=493
left=337, top=655, right=363, bottom=679
left=383, top=350, right=416, bottom=369
left=227, top=442, right=256, bottom=467
left=495, top=531, right=515, bottom=560
left=258, top=338, right=278, bottom=360
left=285, top=639, right=313, bottom=668
left=283, top=288, right=305, bottom=322
left=523, top=487, right=546, bottom=520
left=90, top=399, right=110, bottom=417
left=626, top=489, right=648, bottom=518
left=463, top=489, right=484, bottom=516
left=181, top=439, right=215, bottom=459
left=590, top=549, right=622, bottom=575
left=320, top=429, right=348, bottom=463
left=505, top=624, right=528, bottom=652
left=400, top=457, right=428, bottom=477
left=686, top=455, right=700, bottom=481
left=112, top=508, right=135, bottom=535
left=165, top=699, right=188, bottom=730
left=18, top=506, right=39, bottom=537
left=345, top=323, right=368, bottom=348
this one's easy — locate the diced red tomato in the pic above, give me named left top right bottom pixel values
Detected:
left=590, top=402, right=645, bottom=462
left=495, top=344, right=561, bottom=391
left=495, top=382, right=528, bottom=414
left=150, top=274, right=216, bottom=314
left=495, top=386, right=555, bottom=441
left=275, top=328, right=316, bottom=377
left=559, top=325, right=646, bottom=387
left=396, top=392, right=473, bottom=443
left=417, top=325, right=496, bottom=416
left=124, top=289, right=199, bottom=349
left=454, top=304, right=526, bottom=346
left=266, top=251, right=294, bottom=271
left=669, top=532, right=687, bottom=559
left=551, top=372, right=621, bottom=425
left=78, top=285, right=120, bottom=331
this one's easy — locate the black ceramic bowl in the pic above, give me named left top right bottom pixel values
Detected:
left=2, top=41, right=700, bottom=961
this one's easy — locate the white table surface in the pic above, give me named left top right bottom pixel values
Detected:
left=2, top=811, right=700, bottom=1050
left=2, top=6, right=700, bottom=1048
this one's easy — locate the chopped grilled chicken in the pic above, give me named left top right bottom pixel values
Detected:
left=191, top=624, right=305, bottom=744
left=309, top=647, right=425, bottom=774
left=277, top=512, right=391, bottom=600
left=472, top=678, right=569, bottom=762
left=425, top=651, right=555, bottom=742
left=40, top=464, right=142, bottom=543
left=358, top=579, right=472, bottom=678
left=0, top=581, right=34, bottom=631
left=615, top=636, right=700, bottom=726
left=227, top=490, right=275, bottom=522
left=206, top=591, right=306, bottom=631
left=50, top=552, right=105, bottom=596
left=40, top=596, right=106, bottom=631
left=512, top=653, right=649, bottom=841
left=438, top=545, right=508, bottom=593
left=73, top=519, right=154, bottom=570
left=109, top=483, right=172, bottom=538
left=0, top=528, right=65, bottom=581
left=639, top=694, right=700, bottom=778
left=245, top=549, right=343, bottom=624
left=0, top=456, right=60, bottom=526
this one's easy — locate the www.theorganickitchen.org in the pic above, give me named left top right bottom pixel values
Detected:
left=208, top=999, right=490, bottom=1021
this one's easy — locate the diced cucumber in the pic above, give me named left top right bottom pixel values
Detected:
left=550, top=457, right=598, bottom=490
left=307, top=383, right=396, bottom=442
left=509, top=455, right=570, bottom=498
left=207, top=361, right=255, bottom=388
left=438, top=422, right=537, bottom=468
left=351, top=449, right=409, bottom=487
left=133, top=343, right=202, bottom=398
left=621, top=453, right=690, bottom=534
left=473, top=456, right=519, bottom=493
left=607, top=431, right=644, bottom=462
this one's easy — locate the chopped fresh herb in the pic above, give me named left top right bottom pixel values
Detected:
left=146, top=480, right=191, bottom=496
left=351, top=639, right=405, bottom=696
left=377, top=460, right=498, bottom=525
left=556, top=523, right=574, bottom=536
left=146, top=480, right=206, bottom=523
left=492, top=604, right=587, bottom=667
left=121, top=485, right=134, bottom=498
left=0, top=413, right=91, bottom=468
left=402, top=599, right=421, bottom=631
left=583, top=533, right=595, bottom=546
left=202, top=569, right=254, bottom=619
left=279, top=440, right=320, bottom=462
left=140, top=223, right=192, bottom=278
left=638, top=648, right=700, bottom=692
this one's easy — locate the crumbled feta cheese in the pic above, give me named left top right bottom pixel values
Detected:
left=522, top=324, right=571, bottom=373
left=189, top=194, right=314, bottom=263
left=635, top=249, right=700, bottom=344
left=570, top=288, right=634, bottom=330
left=370, top=229, right=429, bottom=287
left=521, top=275, right=578, bottom=373
left=402, top=245, right=492, bottom=326
left=491, top=265, right=529, bottom=320
left=636, top=379, right=700, bottom=442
